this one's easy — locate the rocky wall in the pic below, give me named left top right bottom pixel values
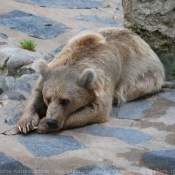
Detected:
left=122, top=0, right=175, bottom=77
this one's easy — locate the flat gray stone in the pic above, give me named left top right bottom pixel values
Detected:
left=17, top=73, right=39, bottom=89
left=1, top=90, right=26, bottom=100
left=0, top=51, right=10, bottom=68
left=5, top=76, right=16, bottom=90
left=66, top=165, right=121, bottom=175
left=159, top=88, right=175, bottom=102
left=15, top=134, right=87, bottom=157
left=75, top=15, right=121, bottom=25
left=7, top=54, right=34, bottom=76
left=117, top=100, right=154, bottom=119
left=0, top=33, right=8, bottom=39
left=0, top=100, right=25, bottom=134
left=15, top=0, right=106, bottom=9
left=0, top=152, right=34, bottom=175
left=0, top=76, right=16, bottom=94
left=0, top=76, right=8, bottom=94
left=72, top=125, right=153, bottom=144
left=15, top=79, right=31, bottom=93
left=0, top=42, right=6, bottom=45
left=0, top=10, right=70, bottom=39
left=50, top=46, right=64, bottom=57
left=142, top=149, right=175, bottom=174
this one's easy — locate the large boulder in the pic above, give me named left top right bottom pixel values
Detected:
left=122, top=0, right=175, bottom=75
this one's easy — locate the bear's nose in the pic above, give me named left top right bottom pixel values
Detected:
left=46, top=119, right=58, bottom=129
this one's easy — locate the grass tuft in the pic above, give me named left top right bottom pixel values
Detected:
left=19, top=39, right=37, bottom=51
left=107, top=4, right=111, bottom=8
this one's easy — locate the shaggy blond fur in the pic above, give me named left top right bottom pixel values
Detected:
left=16, top=28, right=165, bottom=134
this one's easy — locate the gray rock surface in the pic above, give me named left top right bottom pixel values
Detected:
left=15, top=0, right=106, bottom=9
left=1, top=90, right=26, bottom=100
left=15, top=134, right=87, bottom=157
left=0, top=152, right=34, bottom=175
left=122, top=0, right=175, bottom=70
left=117, top=100, right=154, bottom=119
left=66, top=165, right=121, bottom=175
left=7, top=54, right=34, bottom=76
left=0, top=33, right=8, bottom=39
left=0, top=51, right=10, bottom=68
left=75, top=15, right=120, bottom=25
left=142, top=149, right=175, bottom=174
left=0, top=10, right=70, bottom=39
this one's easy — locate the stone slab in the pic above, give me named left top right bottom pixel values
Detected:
left=142, top=149, right=175, bottom=175
left=50, top=46, right=64, bottom=57
left=0, top=33, right=8, bottom=39
left=159, top=88, right=175, bottom=103
left=0, top=42, right=6, bottom=45
left=0, top=10, right=70, bottom=39
left=72, top=125, right=153, bottom=144
left=0, top=152, right=33, bottom=175
left=15, top=134, right=87, bottom=157
left=0, top=100, right=25, bottom=134
left=66, top=165, right=121, bottom=175
left=1, top=90, right=26, bottom=101
left=117, top=100, right=154, bottom=119
left=75, top=15, right=120, bottom=25
left=15, top=0, right=106, bottom=9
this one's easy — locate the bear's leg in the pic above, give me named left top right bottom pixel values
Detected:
left=36, top=100, right=112, bottom=133
left=62, top=102, right=111, bottom=130
left=114, top=71, right=163, bottom=104
left=16, top=77, right=47, bottom=134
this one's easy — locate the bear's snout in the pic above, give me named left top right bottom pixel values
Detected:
left=46, top=119, right=58, bottom=130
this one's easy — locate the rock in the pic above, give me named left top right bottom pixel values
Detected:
left=66, top=165, right=121, bottom=175
left=0, top=10, right=70, bottom=39
left=117, top=100, right=154, bottom=119
left=0, top=33, right=8, bottom=39
left=0, top=152, right=34, bottom=175
left=142, top=149, right=175, bottom=174
left=1, top=90, right=26, bottom=101
left=72, top=125, right=153, bottom=144
left=15, top=79, right=31, bottom=93
left=0, top=76, right=8, bottom=94
left=0, top=100, right=26, bottom=134
left=15, top=134, right=87, bottom=157
left=0, top=42, right=6, bottom=45
left=0, top=51, right=11, bottom=68
left=0, top=76, right=15, bottom=94
left=7, top=54, right=34, bottom=76
left=5, top=76, right=16, bottom=90
left=43, top=54, right=54, bottom=63
left=122, top=0, right=175, bottom=70
left=75, top=15, right=121, bottom=25
left=18, top=73, right=39, bottom=89
left=15, top=0, right=106, bottom=9
left=159, top=88, right=175, bottom=103
left=49, top=46, right=64, bottom=57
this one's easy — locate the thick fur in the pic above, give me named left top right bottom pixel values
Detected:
left=16, top=28, right=165, bottom=134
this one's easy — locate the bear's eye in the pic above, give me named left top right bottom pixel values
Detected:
left=60, top=99, right=70, bottom=106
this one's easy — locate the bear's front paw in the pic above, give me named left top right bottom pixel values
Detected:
left=16, top=113, right=40, bottom=134
left=37, top=117, right=60, bottom=134
left=36, top=117, right=50, bottom=134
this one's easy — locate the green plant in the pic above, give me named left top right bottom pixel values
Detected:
left=165, top=58, right=175, bottom=77
left=107, top=4, right=111, bottom=8
left=19, top=39, right=37, bottom=51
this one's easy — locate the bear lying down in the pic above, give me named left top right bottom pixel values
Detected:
left=16, top=28, right=165, bottom=134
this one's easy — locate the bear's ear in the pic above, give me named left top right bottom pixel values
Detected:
left=78, top=68, right=97, bottom=89
left=37, top=60, right=51, bottom=79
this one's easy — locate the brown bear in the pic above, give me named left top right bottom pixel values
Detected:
left=16, top=28, right=165, bottom=134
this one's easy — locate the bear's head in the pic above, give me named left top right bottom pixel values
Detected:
left=38, top=60, right=97, bottom=131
